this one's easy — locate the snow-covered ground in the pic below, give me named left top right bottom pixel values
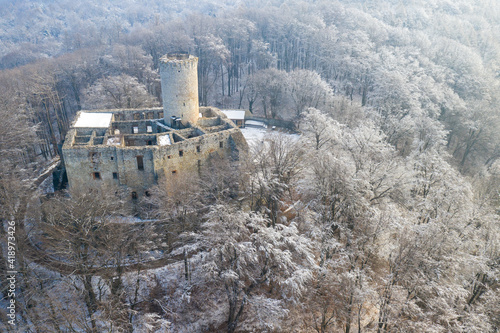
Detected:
left=240, top=126, right=300, bottom=147
left=107, top=136, right=120, bottom=145
left=158, top=134, right=172, bottom=146
left=240, top=126, right=268, bottom=145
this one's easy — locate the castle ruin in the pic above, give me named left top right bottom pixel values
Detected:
left=62, top=53, right=247, bottom=203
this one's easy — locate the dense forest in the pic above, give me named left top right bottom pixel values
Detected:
left=0, top=0, right=499, bottom=332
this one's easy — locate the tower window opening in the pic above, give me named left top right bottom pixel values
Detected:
left=219, top=141, right=224, bottom=148
left=113, top=172, right=118, bottom=179
left=196, top=145, right=201, bottom=153
left=93, top=172, right=101, bottom=180
left=179, top=150, right=183, bottom=157
left=131, top=192, right=138, bottom=200
left=137, top=156, right=144, bottom=170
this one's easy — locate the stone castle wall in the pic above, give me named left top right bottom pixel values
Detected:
left=62, top=107, right=246, bottom=202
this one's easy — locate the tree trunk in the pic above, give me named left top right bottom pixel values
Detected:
left=83, top=274, right=98, bottom=332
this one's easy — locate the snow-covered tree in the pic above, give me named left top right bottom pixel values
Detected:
left=181, top=205, right=314, bottom=333
left=251, top=68, right=289, bottom=119
left=82, top=74, right=159, bottom=109
left=248, top=133, right=304, bottom=227
left=289, top=69, right=333, bottom=119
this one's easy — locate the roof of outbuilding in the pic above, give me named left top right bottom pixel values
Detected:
left=222, top=110, right=246, bottom=120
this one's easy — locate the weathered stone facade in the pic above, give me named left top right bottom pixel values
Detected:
left=62, top=54, right=247, bottom=203
left=160, top=53, right=199, bottom=126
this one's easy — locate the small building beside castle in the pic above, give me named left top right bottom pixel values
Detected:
left=221, top=110, right=247, bottom=127
left=62, top=53, right=247, bottom=202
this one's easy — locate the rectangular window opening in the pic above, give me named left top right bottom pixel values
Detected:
left=172, top=170, right=177, bottom=174
left=133, top=126, right=139, bottom=134
left=147, top=125, right=153, bottom=133
left=137, top=156, right=144, bottom=170
left=131, top=191, right=138, bottom=200
left=196, top=145, right=201, bottom=153
left=93, top=172, right=101, bottom=180
left=179, top=150, right=183, bottom=157
left=219, top=141, right=224, bottom=148
left=112, top=172, right=118, bottom=179
left=91, top=152, right=100, bottom=163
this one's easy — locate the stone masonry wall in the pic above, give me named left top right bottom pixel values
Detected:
left=160, top=54, right=199, bottom=126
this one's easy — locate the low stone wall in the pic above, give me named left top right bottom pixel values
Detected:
left=245, top=116, right=298, bottom=131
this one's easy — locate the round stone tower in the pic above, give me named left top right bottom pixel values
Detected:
left=159, top=53, right=199, bottom=127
